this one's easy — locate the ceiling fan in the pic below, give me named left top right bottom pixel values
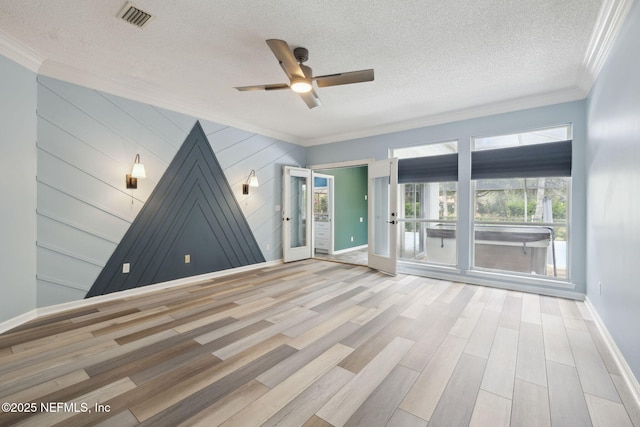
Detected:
left=234, top=39, right=374, bottom=109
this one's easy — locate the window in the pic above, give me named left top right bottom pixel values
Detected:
left=393, top=141, right=458, bottom=266
left=472, top=125, right=571, bottom=279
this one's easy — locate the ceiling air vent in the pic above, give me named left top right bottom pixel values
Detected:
left=117, top=2, right=153, bottom=28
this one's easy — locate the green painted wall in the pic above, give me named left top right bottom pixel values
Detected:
left=317, top=166, right=368, bottom=251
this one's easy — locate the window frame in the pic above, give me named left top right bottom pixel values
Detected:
left=470, top=124, right=573, bottom=282
left=392, top=140, right=459, bottom=268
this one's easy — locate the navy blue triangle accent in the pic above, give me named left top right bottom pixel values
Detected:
left=86, top=121, right=265, bottom=298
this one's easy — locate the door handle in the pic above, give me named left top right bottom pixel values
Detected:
left=284, top=217, right=290, bottom=221
left=387, top=220, right=396, bottom=224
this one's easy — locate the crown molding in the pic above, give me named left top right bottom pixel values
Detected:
left=303, top=86, right=587, bottom=146
left=303, top=0, right=634, bottom=147
left=3, top=0, right=629, bottom=149
left=577, top=0, right=635, bottom=94
left=31, top=56, right=591, bottom=148
left=0, top=30, right=44, bottom=72
left=30, top=54, right=590, bottom=149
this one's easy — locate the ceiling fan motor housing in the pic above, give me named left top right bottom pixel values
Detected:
left=293, top=47, right=309, bottom=63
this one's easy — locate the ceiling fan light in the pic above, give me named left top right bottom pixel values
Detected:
left=290, top=78, right=312, bottom=93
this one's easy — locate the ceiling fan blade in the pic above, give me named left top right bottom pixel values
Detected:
left=314, top=69, right=374, bottom=88
left=234, top=83, right=290, bottom=92
left=298, top=88, right=322, bottom=109
left=266, top=39, right=305, bottom=79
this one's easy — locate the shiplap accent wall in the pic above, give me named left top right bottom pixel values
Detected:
left=87, top=122, right=265, bottom=297
left=36, top=76, right=305, bottom=307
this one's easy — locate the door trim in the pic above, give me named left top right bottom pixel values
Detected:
left=312, top=172, right=335, bottom=256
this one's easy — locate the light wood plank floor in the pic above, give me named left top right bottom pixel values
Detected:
left=314, top=248, right=368, bottom=266
left=1, top=260, right=638, bottom=426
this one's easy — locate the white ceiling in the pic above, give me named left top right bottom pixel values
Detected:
left=0, top=0, right=617, bottom=146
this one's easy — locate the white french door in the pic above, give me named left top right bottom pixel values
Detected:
left=368, top=158, right=398, bottom=275
left=282, top=166, right=313, bottom=262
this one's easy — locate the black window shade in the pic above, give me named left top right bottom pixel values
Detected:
left=398, top=153, right=459, bottom=183
left=471, top=140, right=572, bottom=179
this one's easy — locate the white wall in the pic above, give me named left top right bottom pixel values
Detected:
left=0, top=55, right=37, bottom=322
left=586, top=0, right=640, bottom=380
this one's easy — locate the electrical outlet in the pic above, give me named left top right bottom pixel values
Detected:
left=275, top=205, right=281, bottom=212
left=598, top=281, right=602, bottom=295
left=364, top=195, right=368, bottom=200
left=360, top=217, right=363, bottom=222
left=185, top=254, right=191, bottom=264
left=266, top=243, right=270, bottom=251
left=351, top=236, right=354, bottom=242
left=122, top=263, right=130, bottom=273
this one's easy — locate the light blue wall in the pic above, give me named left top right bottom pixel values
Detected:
left=36, top=76, right=305, bottom=307
left=0, top=55, right=37, bottom=322
left=586, top=0, right=640, bottom=380
left=308, top=101, right=588, bottom=296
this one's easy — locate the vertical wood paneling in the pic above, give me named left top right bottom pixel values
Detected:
left=36, top=76, right=305, bottom=307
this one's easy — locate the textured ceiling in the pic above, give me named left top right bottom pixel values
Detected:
left=0, top=0, right=605, bottom=145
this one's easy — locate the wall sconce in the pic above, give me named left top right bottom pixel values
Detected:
left=126, top=154, right=146, bottom=189
left=242, top=170, right=259, bottom=194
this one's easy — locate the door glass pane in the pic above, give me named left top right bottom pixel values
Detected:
left=398, top=182, right=457, bottom=265
left=289, top=175, right=307, bottom=248
left=372, top=176, right=390, bottom=256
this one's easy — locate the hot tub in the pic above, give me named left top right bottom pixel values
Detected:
left=426, top=224, right=552, bottom=275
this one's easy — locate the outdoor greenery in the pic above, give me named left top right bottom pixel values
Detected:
left=400, top=178, right=569, bottom=240
left=474, top=177, right=569, bottom=240
left=475, top=191, right=567, bottom=220
left=402, top=182, right=457, bottom=231
left=475, top=178, right=569, bottom=240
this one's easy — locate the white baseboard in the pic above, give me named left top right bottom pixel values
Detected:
left=332, top=244, right=368, bottom=255
left=1, top=259, right=283, bottom=334
left=584, top=297, right=640, bottom=411
left=400, top=263, right=584, bottom=300
left=0, top=309, right=39, bottom=334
